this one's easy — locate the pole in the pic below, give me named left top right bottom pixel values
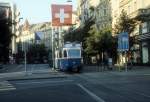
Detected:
left=125, top=51, right=128, bottom=72
left=102, top=51, right=104, bottom=71
left=52, top=27, right=55, bottom=70
left=24, top=42, right=27, bottom=74
left=25, top=50, right=27, bottom=73
left=118, top=52, right=121, bottom=71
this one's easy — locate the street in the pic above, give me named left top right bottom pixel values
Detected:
left=1, top=0, right=150, bottom=102
left=0, top=64, right=50, bottom=73
left=0, top=64, right=150, bottom=102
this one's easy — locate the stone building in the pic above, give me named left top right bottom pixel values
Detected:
left=111, top=0, right=150, bottom=65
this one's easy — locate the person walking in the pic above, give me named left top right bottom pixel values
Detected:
left=103, top=52, right=108, bottom=70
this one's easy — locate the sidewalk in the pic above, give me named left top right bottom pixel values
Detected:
left=108, top=66, right=150, bottom=76
left=78, top=66, right=150, bottom=83
left=83, top=65, right=150, bottom=73
left=0, top=64, right=51, bottom=73
left=0, top=69, right=69, bottom=81
left=0, top=64, right=23, bottom=73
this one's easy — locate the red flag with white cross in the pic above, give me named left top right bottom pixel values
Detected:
left=51, top=4, right=72, bottom=26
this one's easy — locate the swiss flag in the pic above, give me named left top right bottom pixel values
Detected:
left=51, top=4, right=72, bottom=26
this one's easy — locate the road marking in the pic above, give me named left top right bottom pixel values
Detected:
left=77, top=84, right=105, bottom=102
left=0, top=81, right=16, bottom=91
left=16, top=80, right=73, bottom=85
left=143, top=74, right=150, bottom=76
left=134, top=91, right=150, bottom=98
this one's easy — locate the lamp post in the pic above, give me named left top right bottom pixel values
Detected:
left=22, top=41, right=27, bottom=73
left=25, top=42, right=27, bottom=74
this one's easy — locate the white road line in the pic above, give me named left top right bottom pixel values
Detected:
left=16, top=80, right=73, bottom=85
left=77, top=84, right=105, bottom=102
left=0, top=87, right=16, bottom=91
left=135, top=91, right=150, bottom=98
left=143, top=74, right=150, bottom=76
left=0, top=81, right=16, bottom=91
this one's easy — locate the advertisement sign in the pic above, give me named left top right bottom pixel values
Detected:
left=118, top=32, right=129, bottom=52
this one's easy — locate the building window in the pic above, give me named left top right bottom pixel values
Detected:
left=148, top=21, right=150, bottom=33
left=142, top=22, right=148, bottom=34
left=128, top=5, right=131, bottom=14
left=134, top=25, right=139, bottom=35
left=99, top=10, right=101, bottom=17
left=134, top=2, right=137, bottom=11
left=104, top=8, right=107, bottom=16
left=63, top=50, right=67, bottom=58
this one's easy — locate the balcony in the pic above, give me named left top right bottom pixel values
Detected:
left=119, top=0, right=129, bottom=8
left=136, top=32, right=150, bottom=41
left=130, top=8, right=150, bottom=21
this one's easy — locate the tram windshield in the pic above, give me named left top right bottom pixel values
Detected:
left=68, top=49, right=81, bottom=58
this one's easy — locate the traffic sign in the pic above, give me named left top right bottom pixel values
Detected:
left=118, top=32, right=129, bottom=52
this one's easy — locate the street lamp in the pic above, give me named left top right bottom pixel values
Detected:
left=15, top=17, right=27, bottom=74
left=21, top=41, right=27, bottom=73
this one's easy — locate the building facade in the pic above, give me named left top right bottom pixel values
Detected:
left=77, top=0, right=99, bottom=24
left=16, top=19, right=34, bottom=52
left=16, top=20, right=52, bottom=52
left=111, top=0, right=150, bottom=65
left=95, top=0, right=111, bottom=31
left=77, top=0, right=111, bottom=31
left=0, top=2, right=20, bottom=56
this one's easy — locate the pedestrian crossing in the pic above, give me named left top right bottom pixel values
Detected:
left=0, top=81, right=16, bottom=91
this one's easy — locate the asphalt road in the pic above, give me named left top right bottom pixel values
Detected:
left=0, top=77, right=97, bottom=102
left=0, top=71, right=150, bottom=102
left=0, top=64, right=50, bottom=73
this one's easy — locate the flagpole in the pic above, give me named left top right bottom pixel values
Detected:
left=51, top=26, right=55, bottom=70
left=51, top=4, right=72, bottom=70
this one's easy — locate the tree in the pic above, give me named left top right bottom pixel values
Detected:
left=27, top=44, right=48, bottom=63
left=85, top=25, right=117, bottom=63
left=84, top=25, right=99, bottom=55
left=64, top=5, right=95, bottom=43
left=114, top=10, right=137, bottom=49
left=114, top=10, right=137, bottom=34
left=0, top=19, right=12, bottom=63
left=63, top=16, right=95, bottom=43
left=86, top=26, right=115, bottom=53
left=63, top=7, right=96, bottom=64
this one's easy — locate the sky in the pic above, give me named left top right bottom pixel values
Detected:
left=1, top=0, right=77, bottom=24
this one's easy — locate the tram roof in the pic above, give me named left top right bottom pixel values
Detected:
left=64, top=43, right=81, bottom=48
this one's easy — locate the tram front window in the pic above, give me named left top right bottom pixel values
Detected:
left=68, top=49, right=80, bottom=58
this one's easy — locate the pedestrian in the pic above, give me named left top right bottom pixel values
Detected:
left=129, top=56, right=133, bottom=70
left=128, top=55, right=134, bottom=69
left=108, top=58, right=113, bottom=70
left=9, top=55, right=14, bottom=64
left=103, top=52, right=108, bottom=70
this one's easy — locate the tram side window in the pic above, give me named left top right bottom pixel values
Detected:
left=59, top=51, right=62, bottom=58
left=63, top=50, right=67, bottom=58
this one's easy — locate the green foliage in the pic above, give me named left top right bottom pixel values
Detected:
left=64, top=17, right=95, bottom=43
left=89, top=6, right=95, bottom=12
left=85, top=26, right=114, bottom=55
left=0, top=19, right=12, bottom=63
left=114, top=10, right=137, bottom=35
left=27, top=44, right=48, bottom=63
left=114, top=10, right=137, bottom=50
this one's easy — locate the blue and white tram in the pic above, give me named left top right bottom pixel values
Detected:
left=55, top=43, right=82, bottom=72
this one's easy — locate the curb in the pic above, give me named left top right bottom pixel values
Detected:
left=0, top=71, right=69, bottom=81
left=7, top=75, right=68, bottom=81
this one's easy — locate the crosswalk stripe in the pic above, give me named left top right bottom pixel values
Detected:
left=0, top=81, right=16, bottom=91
